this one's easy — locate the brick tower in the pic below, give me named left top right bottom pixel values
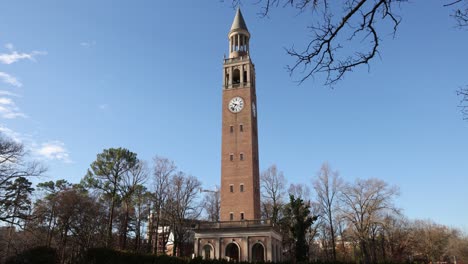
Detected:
left=194, top=9, right=282, bottom=262
left=220, top=8, right=261, bottom=222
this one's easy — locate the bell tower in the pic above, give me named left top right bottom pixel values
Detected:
left=194, top=10, right=282, bottom=261
left=220, top=8, right=260, bottom=221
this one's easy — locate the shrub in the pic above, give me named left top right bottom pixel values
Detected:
left=5, top=246, right=57, bottom=264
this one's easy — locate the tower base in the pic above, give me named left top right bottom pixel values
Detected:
left=193, top=220, right=283, bottom=262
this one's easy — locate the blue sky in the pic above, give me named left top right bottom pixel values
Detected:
left=0, top=1, right=467, bottom=231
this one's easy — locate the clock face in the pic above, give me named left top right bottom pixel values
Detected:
left=228, top=97, right=244, bottom=113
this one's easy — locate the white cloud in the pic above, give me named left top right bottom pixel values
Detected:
left=0, top=50, right=46, bottom=65
left=0, top=126, right=72, bottom=164
left=98, top=104, right=109, bottom=110
left=0, top=90, right=20, bottom=97
left=35, top=141, right=71, bottom=163
left=0, top=125, right=22, bottom=142
left=80, top=41, right=96, bottom=48
left=0, top=96, right=26, bottom=119
left=0, top=72, right=22, bottom=87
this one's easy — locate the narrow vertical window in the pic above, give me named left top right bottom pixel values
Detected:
left=230, top=125, right=234, bottom=133
left=230, top=185, right=234, bottom=193
left=240, top=153, right=244, bottom=161
left=240, top=213, right=244, bottom=220
left=230, top=213, right=234, bottom=221
left=240, top=184, right=244, bottom=192
left=240, top=124, right=243, bottom=132
left=230, top=154, right=234, bottom=161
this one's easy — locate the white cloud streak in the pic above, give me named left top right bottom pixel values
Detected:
left=35, top=141, right=71, bottom=163
left=0, top=126, right=72, bottom=163
left=80, top=41, right=96, bottom=48
left=0, top=90, right=20, bottom=97
left=0, top=125, right=22, bottom=143
left=0, top=72, right=22, bottom=87
left=0, top=96, right=26, bottom=119
left=0, top=49, right=46, bottom=65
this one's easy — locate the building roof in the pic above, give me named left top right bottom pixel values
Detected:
left=230, top=8, right=249, bottom=32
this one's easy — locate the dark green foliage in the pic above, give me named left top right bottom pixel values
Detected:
left=5, top=246, right=57, bottom=264
left=6, top=247, right=415, bottom=264
left=82, top=147, right=138, bottom=247
left=282, top=195, right=318, bottom=262
left=80, top=248, right=188, bottom=264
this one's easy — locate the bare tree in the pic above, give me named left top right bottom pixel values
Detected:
left=313, top=163, right=343, bottom=261
left=166, top=172, right=202, bottom=256
left=457, top=86, right=468, bottom=120
left=379, top=214, right=413, bottom=262
left=261, top=164, right=287, bottom=224
left=149, top=156, right=175, bottom=254
left=411, top=220, right=452, bottom=263
left=445, top=0, right=468, bottom=27
left=288, top=183, right=310, bottom=201
left=340, top=178, right=399, bottom=264
left=202, top=186, right=220, bottom=222
left=0, top=134, right=45, bottom=225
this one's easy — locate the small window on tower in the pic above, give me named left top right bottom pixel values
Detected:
left=230, top=126, right=234, bottom=133
left=230, top=154, right=234, bottom=161
left=240, top=124, right=243, bottom=132
left=240, top=184, right=244, bottom=192
left=230, top=185, right=234, bottom=193
left=243, top=71, right=248, bottom=83
left=240, top=213, right=244, bottom=220
left=240, top=153, right=244, bottom=161
left=230, top=213, right=234, bottom=221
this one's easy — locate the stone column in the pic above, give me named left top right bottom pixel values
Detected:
left=194, top=238, right=199, bottom=258
left=267, top=236, right=273, bottom=261
left=240, top=65, right=244, bottom=86
left=245, top=236, right=250, bottom=262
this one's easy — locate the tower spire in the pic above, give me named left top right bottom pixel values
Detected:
left=230, top=8, right=249, bottom=32
left=228, top=8, right=250, bottom=59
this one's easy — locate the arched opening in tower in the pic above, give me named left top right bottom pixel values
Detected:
left=203, top=244, right=213, bottom=259
left=225, top=243, right=240, bottom=261
left=233, top=69, right=240, bottom=84
left=252, top=243, right=265, bottom=262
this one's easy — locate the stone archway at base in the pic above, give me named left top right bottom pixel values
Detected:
left=225, top=243, right=240, bottom=261
left=252, top=243, right=265, bottom=262
left=202, top=244, right=214, bottom=259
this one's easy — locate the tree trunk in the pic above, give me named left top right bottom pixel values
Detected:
left=329, top=212, right=336, bottom=261
left=122, top=201, right=130, bottom=250
left=107, top=191, right=116, bottom=247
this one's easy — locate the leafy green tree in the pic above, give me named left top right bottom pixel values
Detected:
left=282, top=194, right=318, bottom=262
left=4, top=177, right=34, bottom=258
left=83, top=147, right=138, bottom=247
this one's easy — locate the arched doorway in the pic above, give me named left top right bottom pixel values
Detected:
left=252, top=243, right=265, bottom=262
left=225, top=243, right=240, bottom=261
left=202, top=244, right=214, bottom=259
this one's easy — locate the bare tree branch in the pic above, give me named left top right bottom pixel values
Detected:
left=231, top=0, right=406, bottom=86
left=457, top=86, right=468, bottom=120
